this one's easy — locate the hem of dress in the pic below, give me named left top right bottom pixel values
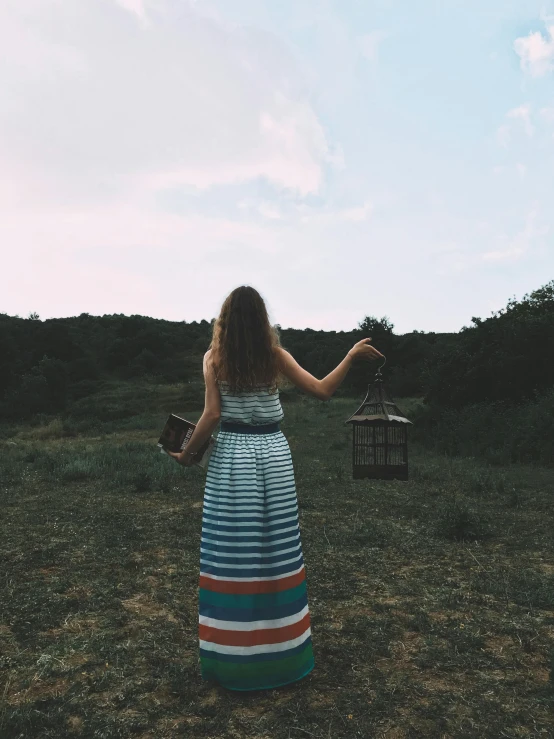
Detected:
left=203, top=660, right=315, bottom=693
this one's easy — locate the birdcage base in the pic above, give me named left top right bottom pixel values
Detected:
left=352, top=464, right=409, bottom=481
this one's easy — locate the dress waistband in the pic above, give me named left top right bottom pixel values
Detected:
left=220, top=421, right=281, bottom=434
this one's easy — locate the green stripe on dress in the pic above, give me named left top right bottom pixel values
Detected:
left=199, top=581, right=306, bottom=609
left=201, top=643, right=314, bottom=683
left=206, top=660, right=315, bottom=691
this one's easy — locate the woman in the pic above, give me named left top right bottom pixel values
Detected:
left=167, top=285, right=383, bottom=691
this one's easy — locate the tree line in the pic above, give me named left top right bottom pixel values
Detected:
left=1, top=280, right=553, bottom=446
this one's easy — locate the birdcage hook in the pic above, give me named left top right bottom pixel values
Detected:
left=375, top=353, right=387, bottom=378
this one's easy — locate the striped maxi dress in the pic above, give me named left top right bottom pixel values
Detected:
left=198, top=380, right=315, bottom=691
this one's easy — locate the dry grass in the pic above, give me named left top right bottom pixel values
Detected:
left=0, top=392, right=553, bottom=738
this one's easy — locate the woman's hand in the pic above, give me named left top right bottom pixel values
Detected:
left=348, top=337, right=385, bottom=361
left=165, top=448, right=195, bottom=466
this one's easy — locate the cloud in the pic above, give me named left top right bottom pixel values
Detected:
left=114, top=0, right=150, bottom=22
left=0, top=0, right=385, bottom=326
left=335, top=201, right=373, bottom=222
left=507, top=103, right=534, bottom=136
left=492, top=164, right=527, bottom=178
left=295, top=200, right=373, bottom=225
left=496, top=124, right=511, bottom=148
left=481, top=246, right=524, bottom=262
left=0, top=198, right=281, bottom=318
left=238, top=197, right=373, bottom=224
left=481, top=206, right=547, bottom=262
left=137, top=94, right=339, bottom=197
left=514, top=23, right=554, bottom=77
left=359, top=30, right=388, bottom=62
left=435, top=207, right=549, bottom=274
left=516, top=162, right=527, bottom=178
left=0, top=0, right=336, bottom=205
left=496, top=104, right=534, bottom=147
left=238, top=199, right=283, bottom=220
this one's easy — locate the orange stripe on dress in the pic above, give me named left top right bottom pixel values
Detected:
left=199, top=612, right=311, bottom=647
left=199, top=567, right=305, bottom=594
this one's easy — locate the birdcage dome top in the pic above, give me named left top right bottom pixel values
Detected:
left=345, top=371, right=412, bottom=425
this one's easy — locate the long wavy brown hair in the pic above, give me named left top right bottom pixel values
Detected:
left=208, top=286, right=288, bottom=394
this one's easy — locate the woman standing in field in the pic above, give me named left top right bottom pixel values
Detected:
left=167, top=285, right=383, bottom=691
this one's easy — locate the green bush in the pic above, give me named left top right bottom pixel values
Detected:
left=411, top=387, right=554, bottom=466
left=433, top=499, right=494, bottom=542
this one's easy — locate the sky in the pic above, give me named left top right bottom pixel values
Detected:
left=1, top=0, right=553, bottom=334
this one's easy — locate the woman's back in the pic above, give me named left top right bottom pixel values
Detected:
left=217, top=380, right=284, bottom=426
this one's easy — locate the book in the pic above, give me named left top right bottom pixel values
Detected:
left=157, top=413, right=216, bottom=469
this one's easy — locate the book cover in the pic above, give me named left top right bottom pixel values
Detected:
left=157, top=413, right=216, bottom=470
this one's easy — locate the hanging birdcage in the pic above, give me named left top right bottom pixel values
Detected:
left=345, top=356, right=412, bottom=480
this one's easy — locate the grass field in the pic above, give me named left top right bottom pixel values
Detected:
left=1, top=381, right=553, bottom=738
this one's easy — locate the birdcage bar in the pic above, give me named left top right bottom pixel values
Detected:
left=351, top=422, right=409, bottom=478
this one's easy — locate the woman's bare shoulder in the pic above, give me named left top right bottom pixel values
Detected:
left=274, top=346, right=291, bottom=363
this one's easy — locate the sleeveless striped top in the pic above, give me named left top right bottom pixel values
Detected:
left=217, top=380, right=284, bottom=426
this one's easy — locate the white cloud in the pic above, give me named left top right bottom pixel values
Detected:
left=256, top=203, right=282, bottom=220
left=481, top=246, right=525, bottom=262
left=238, top=197, right=373, bottom=224
left=481, top=206, right=547, bottom=262
left=496, top=124, right=511, bottom=148
left=238, top=199, right=283, bottom=220
left=514, top=23, right=554, bottom=77
left=434, top=255, right=470, bottom=276
left=496, top=104, right=534, bottom=147
left=296, top=199, right=373, bottom=225
left=516, top=162, right=527, bottom=178
left=507, top=103, right=534, bottom=137
left=428, top=193, right=445, bottom=207
left=138, top=95, right=337, bottom=197
left=0, top=5, right=87, bottom=83
left=492, top=164, right=527, bottom=178
left=337, top=201, right=373, bottom=222
left=0, top=0, right=335, bottom=205
left=431, top=241, right=458, bottom=254
left=0, top=198, right=282, bottom=319
left=0, top=0, right=359, bottom=321
left=359, top=30, right=388, bottom=62
left=115, top=0, right=149, bottom=21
